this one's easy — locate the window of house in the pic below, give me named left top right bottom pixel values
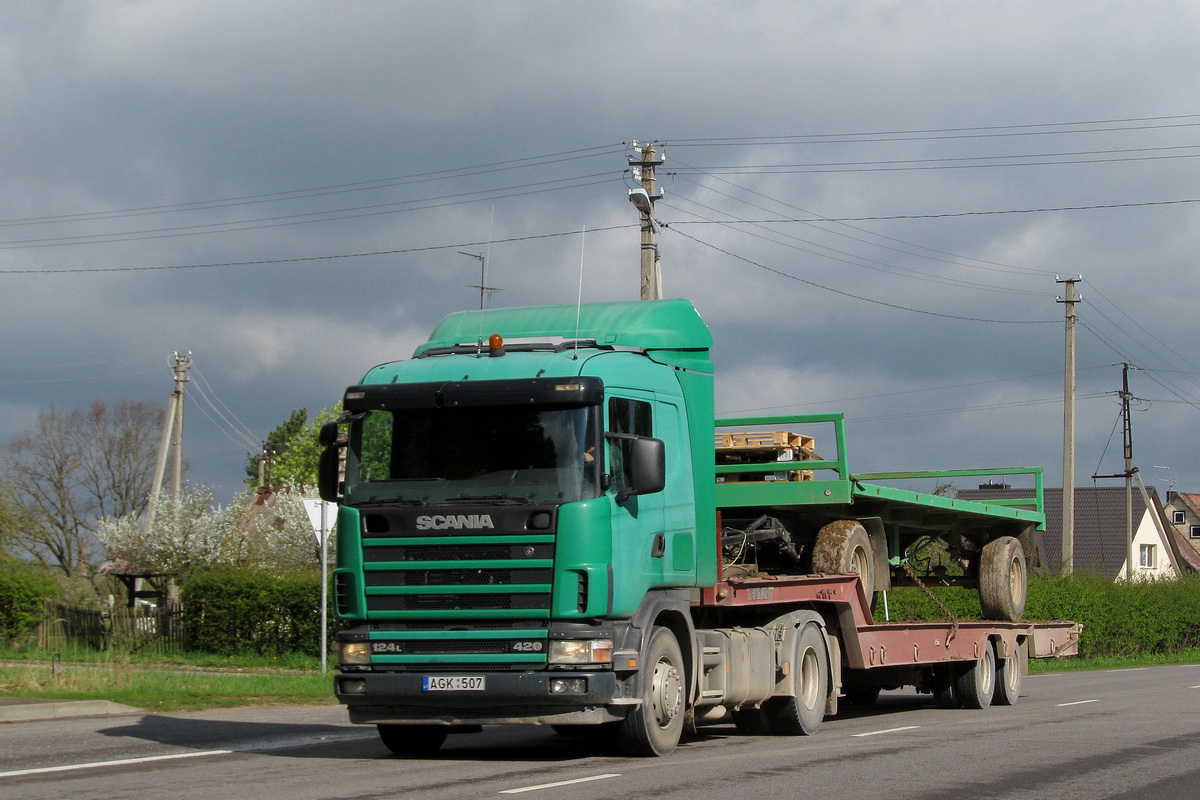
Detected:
left=1174, top=510, right=1187, bottom=525
left=1191, top=525, right=1200, bottom=539
left=1139, top=544, right=1156, bottom=569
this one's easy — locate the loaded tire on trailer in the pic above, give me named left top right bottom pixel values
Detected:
left=619, top=626, right=686, bottom=756
left=813, top=520, right=874, bottom=601
left=760, top=623, right=829, bottom=735
left=377, top=724, right=448, bottom=757
left=953, top=640, right=996, bottom=710
left=978, top=536, right=1027, bottom=621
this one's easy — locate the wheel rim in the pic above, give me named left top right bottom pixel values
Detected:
left=798, top=647, right=820, bottom=710
left=981, top=651, right=995, bottom=695
left=1009, top=555, right=1025, bottom=603
left=651, top=656, right=683, bottom=728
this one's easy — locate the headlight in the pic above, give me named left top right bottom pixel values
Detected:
left=340, top=642, right=371, bottom=665
left=548, top=639, right=613, bottom=665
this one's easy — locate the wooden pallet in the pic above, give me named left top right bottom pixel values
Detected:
left=715, top=431, right=817, bottom=483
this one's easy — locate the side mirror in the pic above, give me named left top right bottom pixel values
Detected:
left=319, top=421, right=340, bottom=447
left=610, top=435, right=665, bottom=503
left=318, top=423, right=344, bottom=503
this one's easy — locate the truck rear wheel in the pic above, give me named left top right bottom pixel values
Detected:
left=978, top=536, right=1026, bottom=621
left=377, top=724, right=448, bottom=756
left=619, top=626, right=686, bottom=756
left=761, top=623, right=828, bottom=735
left=813, top=520, right=874, bottom=600
left=953, top=640, right=996, bottom=710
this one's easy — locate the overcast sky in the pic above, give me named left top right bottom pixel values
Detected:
left=3, top=1, right=1198, bottom=504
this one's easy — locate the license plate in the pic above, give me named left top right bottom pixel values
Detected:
left=422, top=676, right=485, bottom=691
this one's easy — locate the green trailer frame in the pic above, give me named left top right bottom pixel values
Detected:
left=713, top=412, right=1045, bottom=573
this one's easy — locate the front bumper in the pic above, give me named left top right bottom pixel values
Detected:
left=335, top=669, right=632, bottom=726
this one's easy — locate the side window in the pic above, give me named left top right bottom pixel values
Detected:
left=608, top=397, right=652, bottom=492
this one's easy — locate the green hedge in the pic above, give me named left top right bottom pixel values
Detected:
left=884, top=573, right=1200, bottom=659
left=0, top=563, right=60, bottom=641
left=181, top=569, right=332, bottom=656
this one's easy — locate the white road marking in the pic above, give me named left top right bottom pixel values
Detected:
left=1056, top=699, right=1101, bottom=707
left=499, top=773, right=622, bottom=794
left=852, top=725, right=920, bottom=737
left=0, top=749, right=234, bottom=778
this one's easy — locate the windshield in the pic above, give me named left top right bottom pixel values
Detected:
left=346, top=404, right=599, bottom=506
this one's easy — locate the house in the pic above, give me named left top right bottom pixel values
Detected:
left=1164, top=492, right=1200, bottom=555
left=958, top=485, right=1200, bottom=581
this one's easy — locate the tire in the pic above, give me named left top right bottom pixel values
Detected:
left=761, top=623, right=828, bottom=735
left=953, top=641, right=996, bottom=710
left=993, top=642, right=1024, bottom=706
left=619, top=626, right=686, bottom=756
left=377, top=724, right=448, bottom=756
left=813, top=520, right=874, bottom=598
left=979, top=536, right=1027, bottom=621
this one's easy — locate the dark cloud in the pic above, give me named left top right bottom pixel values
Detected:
left=2, top=1, right=1197, bottom=502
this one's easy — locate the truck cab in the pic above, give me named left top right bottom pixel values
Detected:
left=322, top=300, right=717, bottom=755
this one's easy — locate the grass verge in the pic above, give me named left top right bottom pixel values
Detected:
left=0, top=661, right=335, bottom=712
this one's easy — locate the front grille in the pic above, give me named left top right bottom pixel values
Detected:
left=367, top=593, right=552, bottom=613
left=364, top=568, right=552, bottom=587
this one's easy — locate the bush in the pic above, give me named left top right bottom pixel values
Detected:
left=182, top=568, right=332, bottom=656
left=885, top=572, right=1200, bottom=659
left=0, top=562, right=60, bottom=642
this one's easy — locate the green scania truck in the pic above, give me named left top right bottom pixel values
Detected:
left=319, top=299, right=1078, bottom=757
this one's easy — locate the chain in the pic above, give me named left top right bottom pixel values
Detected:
left=900, top=559, right=958, bottom=645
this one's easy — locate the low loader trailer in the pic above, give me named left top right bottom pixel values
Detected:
left=319, top=299, right=1080, bottom=756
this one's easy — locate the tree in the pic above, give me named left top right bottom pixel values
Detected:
left=5, top=399, right=162, bottom=578
left=246, top=407, right=308, bottom=486
left=248, top=404, right=342, bottom=489
left=99, top=485, right=324, bottom=577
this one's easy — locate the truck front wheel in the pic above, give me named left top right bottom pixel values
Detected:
left=619, top=626, right=686, bottom=756
left=978, top=536, right=1027, bottom=621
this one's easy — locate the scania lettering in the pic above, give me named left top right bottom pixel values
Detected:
left=415, top=514, right=496, bottom=530
left=320, top=300, right=1079, bottom=757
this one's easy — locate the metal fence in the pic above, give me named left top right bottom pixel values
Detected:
left=38, top=599, right=187, bottom=653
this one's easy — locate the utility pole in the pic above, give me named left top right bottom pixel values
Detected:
left=1093, top=363, right=1137, bottom=580
left=144, top=351, right=191, bottom=531
left=170, top=351, right=190, bottom=498
left=628, top=141, right=664, bottom=300
left=1056, top=276, right=1081, bottom=574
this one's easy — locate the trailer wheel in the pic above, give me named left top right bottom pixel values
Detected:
left=953, top=640, right=996, bottom=710
left=619, top=626, right=686, bottom=756
left=993, top=643, right=1024, bottom=706
left=978, top=536, right=1027, bottom=621
left=762, top=623, right=828, bottom=735
left=377, top=724, right=448, bottom=756
left=813, top=520, right=874, bottom=599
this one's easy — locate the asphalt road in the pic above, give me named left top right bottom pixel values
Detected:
left=2, top=665, right=1198, bottom=799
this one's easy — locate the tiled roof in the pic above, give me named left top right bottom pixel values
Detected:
left=1176, top=493, right=1200, bottom=518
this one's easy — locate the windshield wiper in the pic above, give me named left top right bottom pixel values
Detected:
left=442, top=494, right=526, bottom=505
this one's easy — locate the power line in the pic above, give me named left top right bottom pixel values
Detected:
left=664, top=197, right=1200, bottom=223
left=667, top=225, right=1057, bottom=324
left=663, top=114, right=1200, bottom=146
left=0, top=225, right=633, bottom=274
left=0, top=143, right=626, bottom=228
